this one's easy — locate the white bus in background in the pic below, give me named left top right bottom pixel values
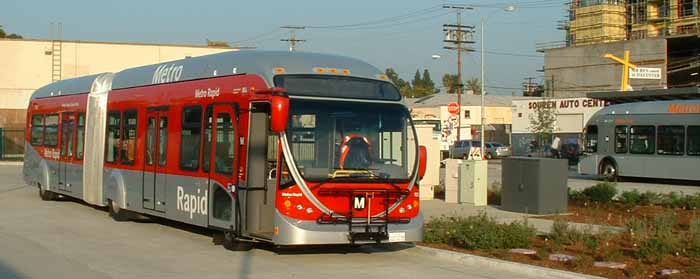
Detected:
left=579, top=99, right=700, bottom=181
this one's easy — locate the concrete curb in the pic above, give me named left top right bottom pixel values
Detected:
left=0, top=161, right=23, bottom=166
left=414, top=245, right=606, bottom=279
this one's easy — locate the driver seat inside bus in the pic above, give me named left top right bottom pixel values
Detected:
left=339, top=135, right=372, bottom=169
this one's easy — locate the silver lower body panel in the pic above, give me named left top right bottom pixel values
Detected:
left=272, top=210, right=424, bottom=245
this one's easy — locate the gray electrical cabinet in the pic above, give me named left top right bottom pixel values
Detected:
left=501, top=157, right=568, bottom=214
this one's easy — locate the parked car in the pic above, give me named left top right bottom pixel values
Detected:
left=485, top=142, right=512, bottom=159
left=449, top=140, right=479, bottom=159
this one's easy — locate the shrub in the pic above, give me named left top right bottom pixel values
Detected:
left=634, top=213, right=680, bottom=263
left=639, top=191, right=664, bottom=206
left=686, top=217, right=700, bottom=257
left=682, top=194, right=700, bottom=210
left=619, top=190, right=642, bottom=206
left=581, top=182, right=617, bottom=203
left=549, top=219, right=585, bottom=246
left=568, top=188, right=586, bottom=202
left=637, top=236, right=679, bottom=263
left=423, top=213, right=536, bottom=251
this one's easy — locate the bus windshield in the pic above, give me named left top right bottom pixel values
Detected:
left=284, top=100, right=418, bottom=182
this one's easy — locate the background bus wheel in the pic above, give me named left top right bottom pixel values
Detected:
left=485, top=152, right=493, bottom=160
left=462, top=154, right=468, bottom=160
left=223, top=232, right=253, bottom=251
left=108, top=199, right=131, bottom=222
left=601, top=161, right=618, bottom=182
left=38, top=185, right=56, bottom=201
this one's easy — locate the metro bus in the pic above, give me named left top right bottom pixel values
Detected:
left=23, top=50, right=427, bottom=250
left=578, top=99, right=700, bottom=181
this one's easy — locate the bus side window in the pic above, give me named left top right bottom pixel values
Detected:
left=614, top=126, right=628, bottom=153
left=584, top=125, right=598, bottom=153
left=121, top=110, right=138, bottom=165
left=76, top=113, right=85, bottom=159
left=686, top=126, right=700, bottom=156
left=44, top=114, right=59, bottom=147
left=180, top=106, right=203, bottom=171
left=657, top=126, right=684, bottom=156
left=30, top=114, right=45, bottom=146
left=629, top=126, right=655, bottom=154
left=105, top=111, right=121, bottom=163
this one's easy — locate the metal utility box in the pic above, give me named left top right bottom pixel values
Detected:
left=458, top=160, right=487, bottom=206
left=501, top=157, right=568, bottom=214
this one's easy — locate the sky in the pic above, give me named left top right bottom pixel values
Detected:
left=2, top=0, right=566, bottom=95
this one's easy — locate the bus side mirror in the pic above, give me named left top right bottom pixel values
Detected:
left=270, top=95, right=289, bottom=133
left=418, top=145, right=427, bottom=179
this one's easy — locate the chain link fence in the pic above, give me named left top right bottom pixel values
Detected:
left=1, top=129, right=25, bottom=161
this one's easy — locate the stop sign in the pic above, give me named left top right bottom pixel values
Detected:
left=447, top=102, right=460, bottom=115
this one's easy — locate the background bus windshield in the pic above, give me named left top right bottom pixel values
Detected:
left=286, top=100, right=417, bottom=182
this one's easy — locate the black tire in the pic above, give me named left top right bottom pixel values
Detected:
left=485, top=152, right=493, bottom=160
left=223, top=231, right=253, bottom=251
left=462, top=153, right=468, bottom=160
left=108, top=199, right=131, bottom=222
left=38, top=185, right=56, bottom=201
left=600, top=160, right=618, bottom=182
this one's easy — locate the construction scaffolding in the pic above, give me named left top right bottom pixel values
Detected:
left=565, top=0, right=699, bottom=46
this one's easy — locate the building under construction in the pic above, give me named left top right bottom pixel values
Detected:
left=567, top=0, right=699, bottom=46
left=540, top=0, right=700, bottom=98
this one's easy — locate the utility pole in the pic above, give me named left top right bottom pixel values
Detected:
left=280, top=25, right=306, bottom=52
left=523, top=77, right=536, bottom=96
left=443, top=5, right=474, bottom=141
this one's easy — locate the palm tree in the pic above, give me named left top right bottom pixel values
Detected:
left=466, top=78, right=482, bottom=95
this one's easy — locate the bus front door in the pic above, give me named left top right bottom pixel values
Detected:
left=58, top=112, right=75, bottom=193
left=143, top=110, right=168, bottom=212
left=245, top=105, right=275, bottom=239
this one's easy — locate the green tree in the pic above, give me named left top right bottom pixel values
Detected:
left=385, top=68, right=413, bottom=97
left=0, top=26, right=22, bottom=39
left=410, top=69, right=437, bottom=98
left=422, top=69, right=435, bottom=91
left=528, top=98, right=557, bottom=150
left=466, top=78, right=482, bottom=95
left=442, top=73, right=460, bottom=94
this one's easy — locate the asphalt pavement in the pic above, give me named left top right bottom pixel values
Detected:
left=0, top=164, right=547, bottom=279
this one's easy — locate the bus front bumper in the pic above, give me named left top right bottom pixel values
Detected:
left=272, top=210, right=424, bottom=245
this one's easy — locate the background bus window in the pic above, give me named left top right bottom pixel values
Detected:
left=657, top=126, right=685, bottom=156
left=180, top=106, right=202, bottom=170
left=44, top=114, right=59, bottom=147
left=121, top=110, right=138, bottom=165
left=614, top=126, right=628, bottom=153
left=76, top=114, right=85, bottom=159
left=688, top=126, right=700, bottom=156
left=30, top=114, right=44, bottom=146
left=106, top=111, right=121, bottom=163
left=584, top=125, right=598, bottom=153
left=629, top=126, right=655, bottom=154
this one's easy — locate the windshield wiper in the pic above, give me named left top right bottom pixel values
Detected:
left=328, top=169, right=389, bottom=180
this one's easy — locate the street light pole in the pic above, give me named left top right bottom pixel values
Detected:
left=480, top=5, right=517, bottom=159
left=480, top=18, right=486, bottom=158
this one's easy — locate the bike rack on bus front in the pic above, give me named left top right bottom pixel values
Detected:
left=316, top=189, right=410, bottom=244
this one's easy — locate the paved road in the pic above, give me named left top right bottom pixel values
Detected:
left=0, top=164, right=544, bottom=279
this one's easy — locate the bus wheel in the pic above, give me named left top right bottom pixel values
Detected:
left=38, top=185, right=56, bottom=201
left=601, top=161, right=618, bottom=182
left=462, top=154, right=468, bottom=160
left=485, top=152, right=493, bottom=160
left=223, top=232, right=253, bottom=251
left=108, top=199, right=131, bottom=222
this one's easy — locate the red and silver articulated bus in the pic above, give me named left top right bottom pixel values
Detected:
left=23, top=51, right=427, bottom=249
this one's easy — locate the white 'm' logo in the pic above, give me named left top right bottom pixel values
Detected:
left=354, top=196, right=366, bottom=210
